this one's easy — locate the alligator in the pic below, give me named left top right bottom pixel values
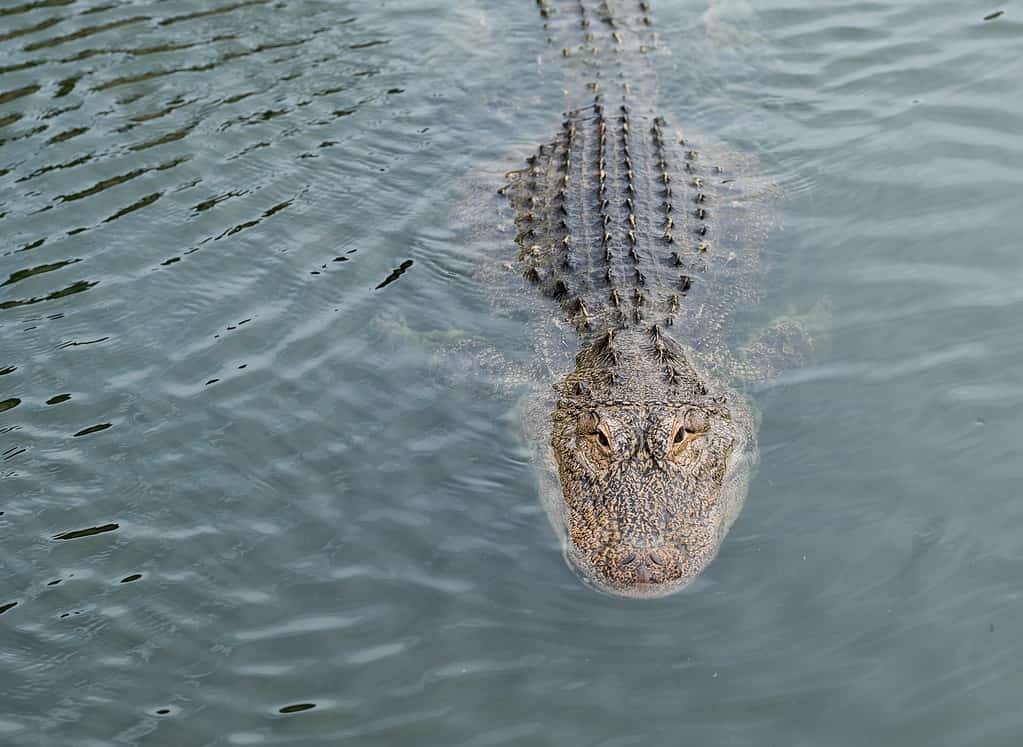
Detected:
left=499, top=0, right=798, bottom=597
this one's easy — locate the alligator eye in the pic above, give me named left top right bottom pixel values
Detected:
left=592, top=422, right=613, bottom=453
left=578, top=413, right=612, bottom=453
left=671, top=410, right=709, bottom=451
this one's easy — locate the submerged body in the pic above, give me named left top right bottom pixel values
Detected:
left=502, top=0, right=771, bottom=597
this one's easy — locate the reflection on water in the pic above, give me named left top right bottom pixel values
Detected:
left=2, top=0, right=1023, bottom=745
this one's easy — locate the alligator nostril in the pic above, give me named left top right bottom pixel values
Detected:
left=635, top=563, right=651, bottom=583
left=648, top=549, right=666, bottom=567
left=619, top=552, right=637, bottom=567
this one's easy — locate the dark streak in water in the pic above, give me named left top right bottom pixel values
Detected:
left=0, top=59, right=43, bottom=75
left=0, top=16, right=61, bottom=43
left=214, top=199, right=292, bottom=239
left=64, top=35, right=236, bottom=63
left=95, top=63, right=217, bottom=92
left=350, top=40, right=388, bottom=50
left=0, top=0, right=73, bottom=18
left=103, top=192, right=162, bottom=222
left=0, top=367, right=15, bottom=376
left=41, top=102, right=81, bottom=120
left=0, top=124, right=48, bottom=147
left=375, top=259, right=414, bottom=290
left=16, top=238, right=46, bottom=254
left=57, top=337, right=109, bottom=349
left=46, top=393, right=71, bottom=404
left=313, top=86, right=345, bottom=97
left=54, top=523, right=119, bottom=540
left=58, top=157, right=187, bottom=202
left=89, top=34, right=311, bottom=92
left=240, top=108, right=288, bottom=125
left=227, top=140, right=269, bottom=161
left=24, top=16, right=151, bottom=52
left=45, top=127, right=88, bottom=145
left=120, top=574, right=142, bottom=583
left=57, top=166, right=142, bottom=201
left=278, top=703, right=316, bottom=714
left=193, top=190, right=247, bottom=213
left=72, top=423, right=112, bottom=437
left=220, top=37, right=306, bottom=62
left=129, top=122, right=197, bottom=151
left=117, top=91, right=146, bottom=106
left=983, top=10, right=1004, bottom=21
left=55, top=76, right=80, bottom=97
left=0, top=84, right=41, bottom=105
left=159, top=0, right=269, bottom=27
left=1, top=259, right=80, bottom=287
left=0, top=602, right=17, bottom=615
left=0, top=280, right=97, bottom=310
left=82, top=3, right=117, bottom=14
left=0, top=398, right=21, bottom=414
left=127, top=96, right=196, bottom=125
left=217, top=220, right=259, bottom=239
left=262, top=200, right=290, bottom=218
left=222, top=90, right=258, bottom=106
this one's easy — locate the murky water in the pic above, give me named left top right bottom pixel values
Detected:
left=3, top=0, right=1022, bottom=744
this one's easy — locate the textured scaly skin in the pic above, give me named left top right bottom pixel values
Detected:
left=502, top=0, right=759, bottom=597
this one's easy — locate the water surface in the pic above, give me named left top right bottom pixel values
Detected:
left=3, top=0, right=1023, bottom=744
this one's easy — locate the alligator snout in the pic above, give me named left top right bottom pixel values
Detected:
left=618, top=546, right=672, bottom=582
left=563, top=538, right=689, bottom=595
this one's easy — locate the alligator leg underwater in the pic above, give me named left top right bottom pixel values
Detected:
left=734, top=298, right=832, bottom=385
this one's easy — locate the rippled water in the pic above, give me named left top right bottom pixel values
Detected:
left=3, top=0, right=1022, bottom=744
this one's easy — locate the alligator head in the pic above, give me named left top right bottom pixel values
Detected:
left=550, top=330, right=755, bottom=598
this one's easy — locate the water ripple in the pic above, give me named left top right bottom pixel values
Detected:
left=3, top=0, right=1023, bottom=745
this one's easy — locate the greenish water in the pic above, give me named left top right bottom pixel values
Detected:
left=3, top=0, right=1023, bottom=744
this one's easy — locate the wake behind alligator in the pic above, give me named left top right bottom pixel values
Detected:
left=499, top=0, right=797, bottom=597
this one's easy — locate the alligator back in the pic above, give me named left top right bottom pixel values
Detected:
left=503, top=0, right=764, bottom=357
